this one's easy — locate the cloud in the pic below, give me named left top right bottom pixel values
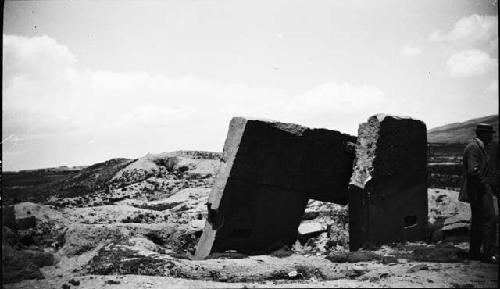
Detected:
left=486, top=79, right=499, bottom=93
left=3, top=34, right=76, bottom=86
left=2, top=34, right=282, bottom=132
left=3, top=34, right=392, bottom=169
left=428, top=14, right=498, bottom=51
left=400, top=45, right=423, bottom=57
left=446, top=49, right=497, bottom=78
left=280, top=82, right=390, bottom=133
left=427, top=15, right=498, bottom=79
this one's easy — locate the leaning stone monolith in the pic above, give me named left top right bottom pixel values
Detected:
left=194, top=117, right=356, bottom=259
left=348, top=114, right=428, bottom=251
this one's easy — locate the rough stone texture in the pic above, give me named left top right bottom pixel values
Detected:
left=2, top=244, right=55, bottom=283
left=16, top=216, right=37, bottom=230
left=195, top=117, right=356, bottom=259
left=2, top=205, right=17, bottom=230
left=349, top=114, right=428, bottom=251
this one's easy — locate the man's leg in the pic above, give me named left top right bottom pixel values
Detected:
left=470, top=200, right=482, bottom=259
left=480, top=190, right=497, bottom=261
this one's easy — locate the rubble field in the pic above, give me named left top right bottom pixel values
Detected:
left=2, top=151, right=498, bottom=288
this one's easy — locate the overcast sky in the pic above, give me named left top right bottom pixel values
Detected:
left=2, top=0, right=498, bottom=171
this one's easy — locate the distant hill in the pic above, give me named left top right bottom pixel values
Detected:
left=427, top=115, right=499, bottom=189
left=1, top=151, right=221, bottom=205
left=427, top=115, right=499, bottom=144
left=19, top=165, right=87, bottom=173
left=2, top=158, right=134, bottom=204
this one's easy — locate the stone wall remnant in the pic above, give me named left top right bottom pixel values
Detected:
left=348, top=114, right=428, bottom=251
left=195, top=117, right=356, bottom=259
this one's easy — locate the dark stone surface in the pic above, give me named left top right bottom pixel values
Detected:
left=2, top=205, right=17, bottom=230
left=212, top=179, right=309, bottom=254
left=195, top=117, right=355, bottom=258
left=2, top=245, right=55, bottom=284
left=349, top=115, right=428, bottom=251
left=326, top=251, right=381, bottom=263
left=409, top=245, right=466, bottom=263
left=16, top=216, right=37, bottom=230
left=226, top=120, right=356, bottom=203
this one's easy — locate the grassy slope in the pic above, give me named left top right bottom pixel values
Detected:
left=427, top=114, right=499, bottom=144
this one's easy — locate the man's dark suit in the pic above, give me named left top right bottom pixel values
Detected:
left=461, top=138, right=496, bottom=258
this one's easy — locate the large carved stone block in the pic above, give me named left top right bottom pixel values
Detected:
left=195, top=117, right=356, bottom=259
left=348, top=114, right=428, bottom=251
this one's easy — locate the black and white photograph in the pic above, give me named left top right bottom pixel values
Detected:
left=2, top=0, right=499, bottom=288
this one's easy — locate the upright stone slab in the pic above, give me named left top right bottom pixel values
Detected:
left=195, top=117, right=356, bottom=259
left=348, top=114, right=428, bottom=251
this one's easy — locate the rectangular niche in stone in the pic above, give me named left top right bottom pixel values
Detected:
left=348, top=114, right=428, bottom=251
left=194, top=117, right=356, bottom=259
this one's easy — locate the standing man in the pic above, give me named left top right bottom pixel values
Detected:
left=461, top=123, right=497, bottom=264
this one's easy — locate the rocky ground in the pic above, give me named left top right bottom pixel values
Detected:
left=2, top=151, right=498, bottom=288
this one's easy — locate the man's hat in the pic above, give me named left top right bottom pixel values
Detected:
left=476, top=123, right=495, bottom=134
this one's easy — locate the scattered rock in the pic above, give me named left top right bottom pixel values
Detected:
left=128, top=237, right=159, bottom=252
left=189, top=219, right=205, bottom=231
left=326, top=251, right=380, bottom=263
left=68, top=279, right=80, bottom=286
left=62, top=284, right=71, bottom=289
left=298, top=222, right=327, bottom=242
left=86, top=242, right=169, bottom=275
left=105, top=280, right=121, bottom=284
left=270, top=245, right=293, bottom=258
left=62, top=224, right=130, bottom=255
left=407, top=264, right=429, bottom=273
left=345, top=265, right=369, bottom=279
left=266, top=265, right=326, bottom=281
left=428, top=189, right=472, bottom=241
left=369, top=276, right=380, bottom=282
left=294, top=265, right=326, bottom=280
left=288, top=270, right=298, bottom=279
left=410, top=245, right=466, bottom=263
left=381, top=255, right=398, bottom=264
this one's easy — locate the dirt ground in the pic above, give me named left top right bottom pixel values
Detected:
left=5, top=255, right=498, bottom=289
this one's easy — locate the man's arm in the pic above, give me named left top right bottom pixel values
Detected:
left=466, top=144, right=490, bottom=190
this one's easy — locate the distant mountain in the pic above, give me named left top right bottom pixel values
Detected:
left=427, top=115, right=499, bottom=144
